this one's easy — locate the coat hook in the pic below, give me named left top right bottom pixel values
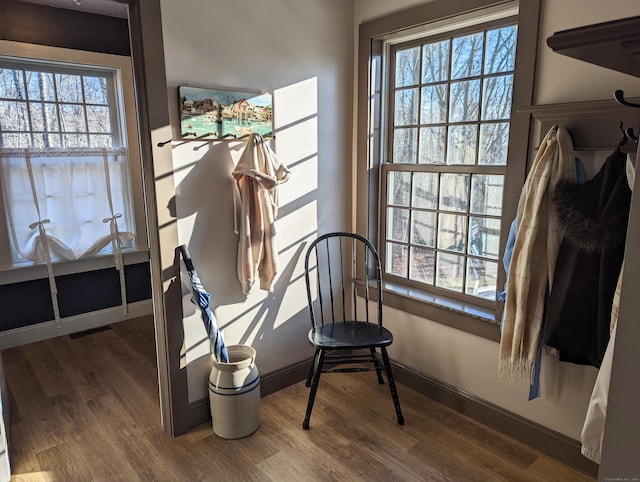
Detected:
left=618, top=122, right=629, bottom=146
left=614, top=89, right=640, bottom=109
left=158, top=131, right=200, bottom=146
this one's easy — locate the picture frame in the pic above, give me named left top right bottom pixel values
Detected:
left=178, top=85, right=273, bottom=140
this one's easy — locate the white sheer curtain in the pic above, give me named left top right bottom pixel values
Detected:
left=0, top=147, right=135, bottom=325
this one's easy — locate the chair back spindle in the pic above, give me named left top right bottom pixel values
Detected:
left=305, top=232, right=382, bottom=329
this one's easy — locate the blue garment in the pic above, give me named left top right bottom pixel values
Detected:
left=575, top=158, right=587, bottom=185
left=498, top=219, right=517, bottom=304
left=500, top=158, right=586, bottom=400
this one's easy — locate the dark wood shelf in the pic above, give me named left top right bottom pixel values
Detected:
left=547, top=16, right=640, bottom=78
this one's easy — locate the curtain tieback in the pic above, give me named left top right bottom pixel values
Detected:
left=28, top=218, right=50, bottom=230
left=29, top=218, right=62, bottom=327
left=103, top=213, right=128, bottom=315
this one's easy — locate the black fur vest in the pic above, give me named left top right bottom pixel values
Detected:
left=544, top=149, right=631, bottom=368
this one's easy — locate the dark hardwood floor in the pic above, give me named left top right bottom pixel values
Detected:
left=2, top=315, right=594, bottom=481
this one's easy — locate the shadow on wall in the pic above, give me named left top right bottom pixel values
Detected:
left=171, top=140, right=314, bottom=370
left=229, top=240, right=310, bottom=356
left=172, top=142, right=246, bottom=306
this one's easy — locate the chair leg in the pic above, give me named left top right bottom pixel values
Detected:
left=306, top=349, right=320, bottom=387
left=370, top=347, right=384, bottom=384
left=303, top=349, right=325, bottom=430
left=380, top=347, right=405, bottom=425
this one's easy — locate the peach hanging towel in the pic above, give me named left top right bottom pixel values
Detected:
left=232, top=133, right=291, bottom=294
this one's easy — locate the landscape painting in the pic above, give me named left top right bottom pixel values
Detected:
left=179, top=86, right=273, bottom=140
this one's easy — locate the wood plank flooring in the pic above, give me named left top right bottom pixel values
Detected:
left=2, top=315, right=595, bottom=481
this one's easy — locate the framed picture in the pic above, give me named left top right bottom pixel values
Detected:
left=178, top=86, right=273, bottom=140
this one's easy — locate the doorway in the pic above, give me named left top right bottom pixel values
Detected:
left=0, top=0, right=179, bottom=440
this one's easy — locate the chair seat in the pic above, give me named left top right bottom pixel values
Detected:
left=308, top=322, right=393, bottom=349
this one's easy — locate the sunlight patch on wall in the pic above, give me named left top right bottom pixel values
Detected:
left=272, top=201, right=318, bottom=328
left=273, top=77, right=318, bottom=128
left=271, top=75, right=319, bottom=269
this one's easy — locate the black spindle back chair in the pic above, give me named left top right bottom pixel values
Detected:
left=302, top=232, right=404, bottom=430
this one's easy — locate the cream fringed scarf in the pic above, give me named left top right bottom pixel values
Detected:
left=499, top=126, right=576, bottom=382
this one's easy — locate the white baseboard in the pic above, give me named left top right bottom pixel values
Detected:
left=0, top=299, right=153, bottom=349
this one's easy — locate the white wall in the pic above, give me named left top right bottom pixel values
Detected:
left=536, top=0, right=640, bottom=104
left=354, top=0, right=431, bottom=23
left=354, top=0, right=640, bottom=441
left=160, top=0, right=354, bottom=401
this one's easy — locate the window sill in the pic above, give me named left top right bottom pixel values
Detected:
left=380, top=280, right=501, bottom=342
left=0, top=249, right=150, bottom=286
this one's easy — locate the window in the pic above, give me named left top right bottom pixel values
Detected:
left=382, top=21, right=517, bottom=309
left=0, top=61, right=119, bottom=149
left=0, top=54, right=140, bottom=268
left=357, top=0, right=540, bottom=336
left=0, top=41, right=146, bottom=324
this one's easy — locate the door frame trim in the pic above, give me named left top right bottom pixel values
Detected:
left=126, top=0, right=185, bottom=435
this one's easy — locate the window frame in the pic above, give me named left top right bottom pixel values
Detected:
left=0, top=40, right=148, bottom=277
left=381, top=17, right=517, bottom=311
left=0, top=58, right=122, bottom=149
left=356, top=0, right=541, bottom=340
